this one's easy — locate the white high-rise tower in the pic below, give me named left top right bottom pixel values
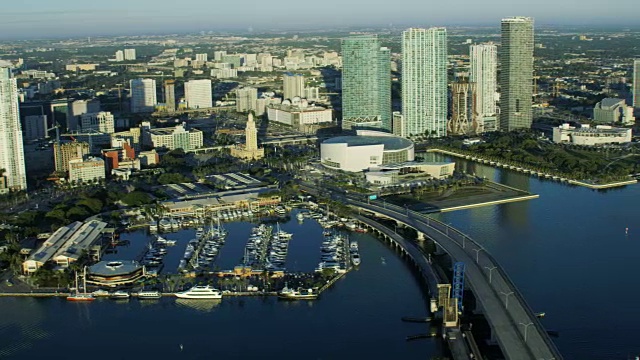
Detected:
left=633, top=59, right=640, bottom=108
left=0, top=62, right=27, bottom=192
left=185, top=79, right=213, bottom=109
left=470, top=43, right=498, bottom=133
left=402, top=27, right=448, bottom=138
left=130, top=79, right=157, bottom=113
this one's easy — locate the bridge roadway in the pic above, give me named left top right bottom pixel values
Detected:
left=354, top=215, right=476, bottom=360
left=348, top=197, right=563, bottom=360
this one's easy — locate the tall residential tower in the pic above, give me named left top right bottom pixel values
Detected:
left=633, top=59, right=640, bottom=109
left=402, top=28, right=448, bottom=137
left=499, top=17, right=534, bottom=131
left=341, top=35, right=391, bottom=131
left=470, top=43, right=498, bottom=133
left=0, top=63, right=27, bottom=192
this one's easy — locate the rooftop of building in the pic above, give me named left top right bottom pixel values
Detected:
left=26, top=220, right=107, bottom=264
left=148, top=125, right=201, bottom=135
left=598, top=98, right=626, bottom=108
left=88, top=260, right=142, bottom=277
left=323, top=135, right=413, bottom=151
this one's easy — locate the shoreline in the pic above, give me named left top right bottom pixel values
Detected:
left=426, top=148, right=638, bottom=190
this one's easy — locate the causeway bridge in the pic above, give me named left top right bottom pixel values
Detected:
left=341, top=194, right=563, bottom=360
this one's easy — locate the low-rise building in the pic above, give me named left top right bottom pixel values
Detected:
left=148, top=124, right=203, bottom=151
left=111, top=127, right=141, bottom=151
left=552, top=123, right=632, bottom=145
left=365, top=162, right=456, bottom=186
left=87, top=260, right=146, bottom=287
left=266, top=100, right=332, bottom=129
left=138, top=150, right=159, bottom=167
left=69, top=157, right=106, bottom=183
left=22, top=220, right=107, bottom=274
left=162, top=190, right=281, bottom=217
left=593, top=98, right=635, bottom=125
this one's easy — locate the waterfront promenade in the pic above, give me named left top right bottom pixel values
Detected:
left=347, top=196, right=563, bottom=360
left=427, top=148, right=637, bottom=189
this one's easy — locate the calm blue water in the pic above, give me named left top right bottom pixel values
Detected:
left=2, top=157, right=638, bottom=359
left=0, top=222, right=438, bottom=359
left=431, top=154, right=640, bottom=359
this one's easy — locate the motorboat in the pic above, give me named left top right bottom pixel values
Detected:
left=110, top=291, right=130, bottom=299
left=350, top=253, right=361, bottom=266
left=350, top=241, right=359, bottom=252
left=137, top=290, right=162, bottom=299
left=175, top=285, right=223, bottom=299
left=278, top=285, right=318, bottom=300
left=91, top=289, right=109, bottom=297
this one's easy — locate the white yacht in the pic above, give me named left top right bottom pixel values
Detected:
left=137, top=290, right=162, bottom=299
left=175, top=285, right=223, bottom=299
left=110, top=291, right=130, bottom=299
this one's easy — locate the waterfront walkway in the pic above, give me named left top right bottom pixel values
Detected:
left=347, top=196, right=563, bottom=360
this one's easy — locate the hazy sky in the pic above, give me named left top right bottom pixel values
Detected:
left=1, top=0, right=638, bottom=38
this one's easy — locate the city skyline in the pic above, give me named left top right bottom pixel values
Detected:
left=1, top=1, right=639, bottom=39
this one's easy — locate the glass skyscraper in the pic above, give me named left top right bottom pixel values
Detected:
left=341, top=35, right=391, bottom=131
left=499, top=17, right=534, bottom=131
left=0, top=63, right=27, bottom=192
left=402, top=27, right=448, bottom=138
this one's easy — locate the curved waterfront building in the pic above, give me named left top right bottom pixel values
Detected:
left=320, top=132, right=414, bottom=172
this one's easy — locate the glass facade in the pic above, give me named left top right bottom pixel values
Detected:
left=402, top=28, right=448, bottom=138
left=499, top=17, right=534, bottom=131
left=470, top=43, right=498, bottom=133
left=0, top=66, right=27, bottom=191
left=341, top=35, right=391, bottom=131
left=633, top=59, right=640, bottom=108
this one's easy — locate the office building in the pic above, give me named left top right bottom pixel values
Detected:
left=148, top=124, right=203, bottom=151
left=184, top=79, right=213, bottom=109
left=266, top=101, right=332, bottom=128
left=499, top=17, right=534, bottom=131
left=470, top=43, right=498, bottom=133
left=164, top=80, right=176, bottom=113
left=392, top=112, right=404, bottom=137
left=115, top=50, right=124, bottom=62
left=124, top=49, right=136, bottom=61
left=54, top=142, right=90, bottom=172
left=593, top=98, right=636, bottom=125
left=341, top=35, right=391, bottom=131
left=402, top=27, right=448, bottom=138
left=195, top=53, right=208, bottom=62
left=70, top=99, right=101, bottom=130
left=633, top=59, right=640, bottom=108
left=80, top=111, right=115, bottom=134
left=69, top=157, right=106, bottom=184
left=0, top=63, right=28, bottom=192
left=283, top=73, right=305, bottom=100
left=130, top=79, right=157, bottom=113
left=23, top=115, right=48, bottom=141
left=236, top=87, right=258, bottom=112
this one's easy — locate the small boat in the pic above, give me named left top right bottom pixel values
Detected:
left=175, top=285, right=223, bottom=299
left=138, top=290, right=162, bottom=299
left=350, top=241, right=359, bottom=251
left=91, top=289, right=109, bottom=297
left=278, top=285, right=318, bottom=300
left=296, top=213, right=304, bottom=221
left=110, top=291, right=130, bottom=299
left=350, top=253, right=361, bottom=266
